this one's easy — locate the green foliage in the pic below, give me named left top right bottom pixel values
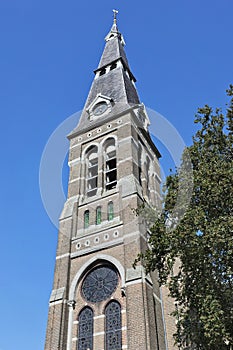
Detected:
left=137, top=87, right=233, bottom=349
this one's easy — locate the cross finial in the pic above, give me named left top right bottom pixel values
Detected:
left=113, top=9, right=118, bottom=24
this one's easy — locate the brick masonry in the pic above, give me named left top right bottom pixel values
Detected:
left=44, top=20, right=178, bottom=350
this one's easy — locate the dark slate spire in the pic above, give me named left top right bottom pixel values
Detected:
left=69, top=11, right=141, bottom=137
left=97, top=11, right=129, bottom=70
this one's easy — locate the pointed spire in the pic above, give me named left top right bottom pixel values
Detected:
left=105, top=9, right=125, bottom=46
left=69, top=12, right=141, bottom=137
left=98, top=10, right=127, bottom=72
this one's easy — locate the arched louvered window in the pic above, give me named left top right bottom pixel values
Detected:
left=86, top=146, right=98, bottom=197
left=104, top=139, right=117, bottom=191
left=77, top=307, right=93, bottom=350
left=105, top=301, right=122, bottom=350
left=108, top=202, right=114, bottom=221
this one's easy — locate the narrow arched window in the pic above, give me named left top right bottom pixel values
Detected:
left=145, top=156, right=150, bottom=196
left=105, top=301, right=122, bottom=350
left=108, top=202, right=114, bottom=221
left=138, top=143, right=142, bottom=186
left=86, top=146, right=98, bottom=197
left=104, top=139, right=117, bottom=191
left=78, top=307, right=93, bottom=350
left=84, top=210, right=89, bottom=229
left=96, top=206, right=101, bottom=225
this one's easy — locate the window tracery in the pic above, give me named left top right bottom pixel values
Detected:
left=77, top=307, right=93, bottom=350
left=82, top=265, right=118, bottom=303
left=105, top=301, right=122, bottom=350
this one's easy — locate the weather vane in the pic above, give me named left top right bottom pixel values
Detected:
left=113, top=9, right=118, bottom=23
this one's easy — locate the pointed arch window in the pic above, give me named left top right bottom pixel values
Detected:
left=77, top=307, right=93, bottom=350
left=86, top=146, right=98, bottom=197
left=84, top=210, right=90, bottom=229
left=108, top=202, right=114, bottom=221
left=96, top=206, right=102, bottom=225
left=105, top=138, right=117, bottom=191
left=105, top=301, right=122, bottom=350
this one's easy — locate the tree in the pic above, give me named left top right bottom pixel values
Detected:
left=136, top=86, right=233, bottom=349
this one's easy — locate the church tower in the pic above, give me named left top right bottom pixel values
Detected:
left=44, top=13, right=170, bottom=350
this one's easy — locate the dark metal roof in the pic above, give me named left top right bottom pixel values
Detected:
left=69, top=22, right=141, bottom=137
left=97, top=35, right=129, bottom=72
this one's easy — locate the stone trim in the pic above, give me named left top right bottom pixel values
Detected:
left=49, top=287, right=65, bottom=303
left=153, top=292, right=162, bottom=304
left=71, top=238, right=124, bottom=258
left=66, top=255, right=125, bottom=350
left=56, top=253, right=70, bottom=260
left=49, top=299, right=66, bottom=307
left=126, top=279, right=143, bottom=286
left=160, top=288, right=169, bottom=350
left=75, top=217, right=122, bottom=238
left=68, top=157, right=81, bottom=166
left=68, top=178, right=79, bottom=184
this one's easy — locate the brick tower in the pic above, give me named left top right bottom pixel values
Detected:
left=44, top=13, right=172, bottom=350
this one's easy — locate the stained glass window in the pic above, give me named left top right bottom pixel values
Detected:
left=82, top=265, right=118, bottom=303
left=84, top=210, right=89, bottom=229
left=96, top=206, right=101, bottom=225
left=78, top=307, right=93, bottom=350
left=105, top=301, right=122, bottom=350
left=108, top=202, right=114, bottom=221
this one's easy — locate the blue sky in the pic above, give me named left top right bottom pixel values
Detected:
left=0, top=1, right=232, bottom=349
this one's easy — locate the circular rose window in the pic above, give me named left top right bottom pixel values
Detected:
left=82, top=265, right=118, bottom=303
